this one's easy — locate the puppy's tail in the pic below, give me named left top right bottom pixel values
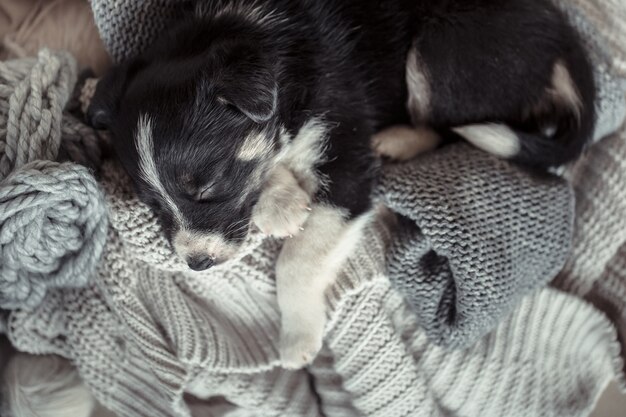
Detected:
left=454, top=60, right=596, bottom=169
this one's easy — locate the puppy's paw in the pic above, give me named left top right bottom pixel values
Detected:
left=279, top=329, right=323, bottom=369
left=372, top=125, right=441, bottom=161
left=253, top=168, right=312, bottom=238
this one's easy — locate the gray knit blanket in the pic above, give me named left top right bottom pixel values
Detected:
left=0, top=1, right=625, bottom=416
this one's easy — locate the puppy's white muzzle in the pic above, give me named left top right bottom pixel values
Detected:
left=173, top=229, right=239, bottom=271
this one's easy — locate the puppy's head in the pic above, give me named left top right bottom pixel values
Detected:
left=88, top=25, right=280, bottom=271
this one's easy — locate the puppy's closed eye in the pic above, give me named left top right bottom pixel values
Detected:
left=181, top=176, right=219, bottom=202
left=192, top=182, right=233, bottom=203
left=195, top=183, right=216, bottom=202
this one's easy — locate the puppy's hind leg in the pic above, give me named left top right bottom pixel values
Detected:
left=276, top=205, right=372, bottom=369
left=372, top=44, right=441, bottom=162
left=372, top=125, right=441, bottom=161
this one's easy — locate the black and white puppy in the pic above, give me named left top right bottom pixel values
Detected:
left=88, top=0, right=595, bottom=368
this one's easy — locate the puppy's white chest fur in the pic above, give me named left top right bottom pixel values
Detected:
left=251, top=118, right=328, bottom=237
left=275, top=118, right=329, bottom=195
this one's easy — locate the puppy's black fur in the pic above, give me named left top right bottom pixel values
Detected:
left=89, top=0, right=595, bottom=266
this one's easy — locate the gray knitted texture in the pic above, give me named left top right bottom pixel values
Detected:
left=89, top=0, right=188, bottom=63
left=0, top=49, right=108, bottom=310
left=0, top=2, right=622, bottom=416
left=377, top=144, right=574, bottom=347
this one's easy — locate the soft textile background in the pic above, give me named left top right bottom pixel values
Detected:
left=0, top=0, right=110, bottom=74
left=0, top=0, right=625, bottom=416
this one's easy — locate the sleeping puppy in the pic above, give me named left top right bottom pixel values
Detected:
left=88, top=0, right=595, bottom=368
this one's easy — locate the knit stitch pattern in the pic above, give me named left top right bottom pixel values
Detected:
left=89, top=0, right=187, bottom=63
left=378, top=144, right=573, bottom=347
left=2, top=1, right=626, bottom=416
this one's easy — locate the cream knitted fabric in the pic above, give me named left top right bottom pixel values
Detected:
left=553, top=106, right=626, bottom=389
left=6, top=190, right=623, bottom=417
left=3, top=1, right=626, bottom=416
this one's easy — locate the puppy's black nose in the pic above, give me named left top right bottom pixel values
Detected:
left=187, top=256, right=215, bottom=271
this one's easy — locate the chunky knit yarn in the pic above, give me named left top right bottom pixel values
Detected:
left=0, top=49, right=107, bottom=309
left=0, top=160, right=107, bottom=309
left=2, top=1, right=625, bottom=416
left=0, top=49, right=74, bottom=177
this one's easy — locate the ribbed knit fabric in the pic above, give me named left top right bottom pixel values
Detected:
left=585, top=243, right=626, bottom=388
left=327, top=286, right=621, bottom=417
left=555, top=131, right=626, bottom=294
left=2, top=1, right=625, bottom=416
left=553, top=119, right=626, bottom=390
left=8, top=197, right=622, bottom=417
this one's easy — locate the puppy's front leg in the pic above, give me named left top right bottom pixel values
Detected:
left=277, top=205, right=371, bottom=369
left=252, top=164, right=312, bottom=238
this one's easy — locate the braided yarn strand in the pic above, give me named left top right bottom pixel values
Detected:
left=0, top=49, right=108, bottom=309
left=0, top=49, right=74, bottom=178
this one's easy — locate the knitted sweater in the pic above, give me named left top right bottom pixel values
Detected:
left=2, top=1, right=626, bottom=416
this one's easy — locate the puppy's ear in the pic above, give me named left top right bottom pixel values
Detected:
left=218, top=50, right=278, bottom=124
left=86, top=62, right=134, bottom=129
